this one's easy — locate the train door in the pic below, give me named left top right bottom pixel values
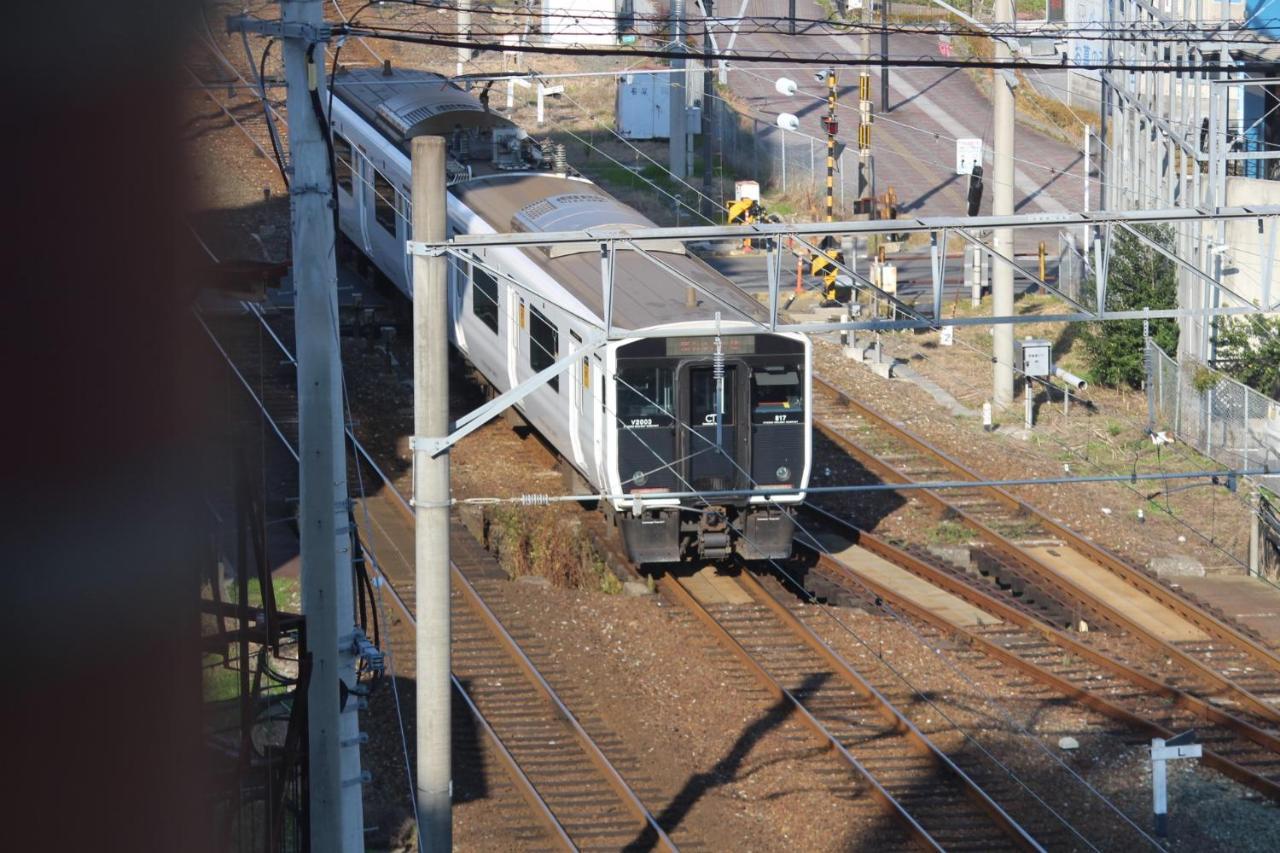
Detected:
left=400, top=195, right=413, bottom=288
left=355, top=149, right=371, bottom=254
left=332, top=133, right=358, bottom=241
left=678, top=363, right=750, bottom=494
left=592, top=353, right=605, bottom=488
left=506, top=294, right=523, bottom=389
left=567, top=330, right=586, bottom=469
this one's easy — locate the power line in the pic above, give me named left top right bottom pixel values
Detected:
left=333, top=0, right=1280, bottom=44
left=339, top=24, right=1280, bottom=73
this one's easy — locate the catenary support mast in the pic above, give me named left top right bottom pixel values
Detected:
left=992, top=0, right=1016, bottom=408
left=411, top=136, right=452, bottom=852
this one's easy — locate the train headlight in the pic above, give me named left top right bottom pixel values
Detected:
left=632, top=470, right=647, bottom=487
left=775, top=466, right=791, bottom=481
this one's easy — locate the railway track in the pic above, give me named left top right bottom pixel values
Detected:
left=811, top=375, right=1280, bottom=728
left=794, top=504, right=1280, bottom=804
left=188, top=15, right=290, bottom=172
left=657, top=566, right=1092, bottom=850
left=198, top=300, right=686, bottom=850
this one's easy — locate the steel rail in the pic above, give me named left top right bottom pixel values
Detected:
left=186, top=63, right=277, bottom=163
left=195, top=305, right=576, bottom=849
left=812, top=376, right=1280, bottom=726
left=656, top=575, right=946, bottom=852
left=816, top=374, right=1280, bottom=671
left=794, top=507, right=1280, bottom=803
left=730, top=569, right=1047, bottom=851
left=448, top=563, right=679, bottom=852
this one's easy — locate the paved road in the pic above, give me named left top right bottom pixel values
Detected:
left=717, top=2, right=1094, bottom=248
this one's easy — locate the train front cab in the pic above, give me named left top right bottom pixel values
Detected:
left=611, top=333, right=809, bottom=564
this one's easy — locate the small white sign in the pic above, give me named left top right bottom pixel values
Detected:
left=940, top=325, right=954, bottom=346
left=1151, top=744, right=1202, bottom=761
left=956, top=137, right=983, bottom=176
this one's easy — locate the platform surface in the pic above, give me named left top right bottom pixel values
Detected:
left=827, top=541, right=1001, bottom=629
left=1177, top=574, right=1280, bottom=650
left=1024, top=545, right=1209, bottom=643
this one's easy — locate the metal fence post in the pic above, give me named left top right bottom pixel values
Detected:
left=1244, top=389, right=1252, bottom=468
left=752, top=119, right=759, bottom=184
left=1206, top=386, right=1214, bottom=458
left=773, top=128, right=783, bottom=192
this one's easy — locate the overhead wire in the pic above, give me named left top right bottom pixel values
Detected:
left=334, top=0, right=1280, bottom=44
left=339, top=22, right=1280, bottom=73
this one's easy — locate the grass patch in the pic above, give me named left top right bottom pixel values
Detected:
left=929, top=520, right=974, bottom=544
left=485, top=505, right=620, bottom=593
left=203, top=653, right=241, bottom=702
left=225, top=575, right=299, bottom=611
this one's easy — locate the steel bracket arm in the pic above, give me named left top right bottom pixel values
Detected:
left=413, top=337, right=606, bottom=458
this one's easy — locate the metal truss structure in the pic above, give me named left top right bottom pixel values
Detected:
left=403, top=206, right=1278, bottom=456
left=1093, top=0, right=1279, bottom=361
left=409, top=204, right=1280, bottom=339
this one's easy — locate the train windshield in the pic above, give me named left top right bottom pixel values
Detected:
left=751, top=366, right=803, bottom=423
left=617, top=367, right=674, bottom=426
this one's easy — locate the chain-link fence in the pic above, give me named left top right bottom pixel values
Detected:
left=709, top=97, right=861, bottom=213
left=1147, top=340, right=1280, bottom=485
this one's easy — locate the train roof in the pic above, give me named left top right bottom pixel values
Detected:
left=453, top=174, right=767, bottom=331
left=333, top=66, right=513, bottom=147
left=333, top=65, right=767, bottom=332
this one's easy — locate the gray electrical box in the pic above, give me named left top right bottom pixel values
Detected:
left=1015, top=338, right=1053, bottom=377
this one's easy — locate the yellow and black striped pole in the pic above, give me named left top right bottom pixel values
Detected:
left=825, top=69, right=837, bottom=224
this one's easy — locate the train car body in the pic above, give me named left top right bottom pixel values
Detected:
left=330, top=67, right=811, bottom=563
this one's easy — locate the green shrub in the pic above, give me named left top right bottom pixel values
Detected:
left=1081, top=225, right=1179, bottom=388
left=1212, top=314, right=1280, bottom=399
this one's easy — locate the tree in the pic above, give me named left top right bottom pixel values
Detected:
left=1081, top=224, right=1179, bottom=388
left=1214, top=314, right=1280, bottom=400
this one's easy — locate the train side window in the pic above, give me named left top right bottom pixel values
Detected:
left=472, top=266, right=500, bottom=333
left=529, top=307, right=559, bottom=393
left=333, top=136, right=354, bottom=194
left=372, top=168, right=397, bottom=236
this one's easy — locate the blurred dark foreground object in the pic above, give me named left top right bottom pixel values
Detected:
left=3, top=4, right=214, bottom=851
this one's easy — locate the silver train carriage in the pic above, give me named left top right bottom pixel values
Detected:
left=329, top=66, right=812, bottom=563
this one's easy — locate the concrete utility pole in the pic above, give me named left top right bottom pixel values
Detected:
left=670, top=0, right=688, bottom=180
left=701, top=0, right=715, bottom=219
left=992, top=0, right=1015, bottom=409
left=1099, top=0, right=1112, bottom=210
left=880, top=0, right=890, bottom=112
left=280, top=1, right=365, bottom=849
left=458, top=0, right=472, bottom=70
left=411, top=137, right=452, bottom=851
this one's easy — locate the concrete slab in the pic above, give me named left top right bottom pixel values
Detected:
left=828, top=543, right=1000, bottom=629
left=1176, top=575, right=1280, bottom=649
left=680, top=566, right=754, bottom=605
left=1023, top=545, right=1208, bottom=643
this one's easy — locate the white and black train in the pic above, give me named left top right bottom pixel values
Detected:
left=329, top=66, right=811, bottom=563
